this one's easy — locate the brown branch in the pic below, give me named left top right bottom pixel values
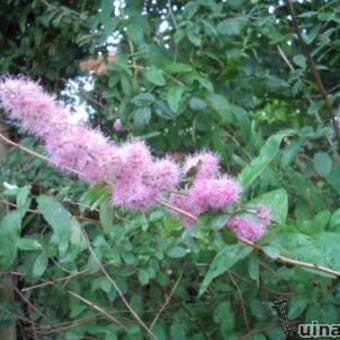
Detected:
left=0, top=132, right=82, bottom=177
left=158, top=200, right=340, bottom=278
left=67, top=290, right=127, bottom=331
left=150, top=267, right=184, bottom=330
left=1, top=199, right=100, bottom=225
left=238, top=236, right=340, bottom=278
left=285, top=0, right=340, bottom=144
left=228, top=273, right=250, bottom=332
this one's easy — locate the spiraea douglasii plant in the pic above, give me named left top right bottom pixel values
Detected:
left=0, top=1, right=340, bottom=339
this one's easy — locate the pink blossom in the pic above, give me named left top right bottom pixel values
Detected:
left=45, top=125, right=119, bottom=182
left=228, top=217, right=266, bottom=241
left=183, top=151, right=220, bottom=180
left=150, top=157, right=180, bottom=190
left=170, top=193, right=202, bottom=226
left=113, top=118, right=123, bottom=131
left=1, top=76, right=250, bottom=218
left=112, top=179, right=160, bottom=211
left=255, top=204, right=271, bottom=226
left=0, top=77, right=73, bottom=138
left=189, top=175, right=240, bottom=211
left=117, top=140, right=152, bottom=181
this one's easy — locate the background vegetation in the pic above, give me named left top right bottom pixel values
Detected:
left=1, top=0, right=340, bottom=339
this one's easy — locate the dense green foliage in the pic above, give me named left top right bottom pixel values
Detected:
left=1, top=0, right=340, bottom=339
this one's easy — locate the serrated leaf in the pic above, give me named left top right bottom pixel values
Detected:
left=199, top=243, right=252, bottom=295
left=313, top=152, right=332, bottom=177
left=330, top=209, right=340, bottom=230
left=170, top=322, right=186, bottom=340
left=248, top=254, right=259, bottom=285
left=165, top=63, right=193, bottom=74
left=33, top=252, right=48, bottom=277
left=0, top=200, right=29, bottom=269
left=79, top=182, right=111, bottom=212
left=263, top=246, right=280, bottom=259
left=238, top=131, right=292, bottom=190
left=293, top=54, right=306, bottom=68
left=133, top=107, right=151, bottom=128
left=37, top=195, right=71, bottom=254
left=17, top=238, right=42, bottom=251
left=99, top=200, right=114, bottom=233
left=37, top=195, right=86, bottom=257
left=206, top=93, right=233, bottom=123
left=166, top=86, right=184, bottom=113
left=217, top=17, right=247, bottom=36
left=167, top=246, right=187, bottom=258
left=145, top=66, right=166, bottom=86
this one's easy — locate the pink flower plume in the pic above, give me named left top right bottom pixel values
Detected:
left=183, top=151, right=220, bottom=180
left=0, top=76, right=73, bottom=138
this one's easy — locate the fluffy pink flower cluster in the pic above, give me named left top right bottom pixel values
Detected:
left=171, top=152, right=240, bottom=224
left=0, top=77, right=271, bottom=240
left=227, top=205, right=271, bottom=240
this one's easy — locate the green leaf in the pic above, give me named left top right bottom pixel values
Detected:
left=79, top=182, right=111, bottom=212
left=262, top=246, right=280, bottom=259
left=165, top=63, right=193, bottom=74
left=138, top=269, right=150, bottom=285
left=288, top=296, right=308, bottom=319
left=145, top=66, right=166, bottom=86
left=37, top=195, right=71, bottom=253
left=167, top=246, right=187, bottom=258
left=100, top=0, right=117, bottom=36
left=206, top=93, right=233, bottom=123
left=330, top=209, right=340, bottom=230
left=199, top=243, right=252, bottom=295
left=293, top=54, right=306, bottom=68
left=170, top=322, right=186, bottom=340
left=312, top=210, right=331, bottom=232
left=17, top=238, right=42, bottom=251
left=99, top=201, right=114, bottom=233
left=217, top=17, right=247, bottom=36
left=166, top=86, right=184, bottom=113
left=213, top=301, right=235, bottom=333
left=0, top=211, right=25, bottom=269
left=127, top=22, right=143, bottom=44
left=248, top=254, right=259, bottom=285
left=248, top=189, right=288, bottom=224
left=189, top=97, right=207, bottom=111
left=313, top=152, right=332, bottom=177
left=131, top=92, right=155, bottom=106
left=33, top=252, right=48, bottom=277
left=133, top=107, right=152, bottom=128
left=37, top=195, right=85, bottom=257
left=238, top=131, right=292, bottom=190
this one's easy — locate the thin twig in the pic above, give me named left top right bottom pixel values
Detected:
left=150, top=267, right=184, bottom=330
left=80, top=227, right=158, bottom=339
left=157, top=200, right=197, bottom=221
left=238, top=236, right=340, bottom=278
left=0, top=132, right=81, bottom=177
left=228, top=273, right=250, bottom=332
left=1, top=199, right=99, bottom=225
left=67, top=290, right=127, bottom=330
